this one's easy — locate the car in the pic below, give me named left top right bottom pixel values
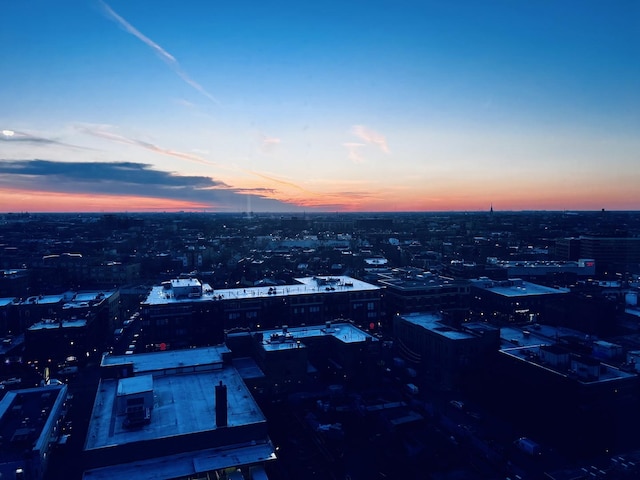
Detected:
left=449, top=400, right=465, bottom=411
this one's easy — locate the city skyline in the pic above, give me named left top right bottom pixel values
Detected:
left=1, top=1, right=639, bottom=213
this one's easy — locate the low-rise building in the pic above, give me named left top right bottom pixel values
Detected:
left=0, top=384, right=68, bottom=480
left=485, top=258, right=596, bottom=282
left=141, top=276, right=381, bottom=349
left=375, top=269, right=470, bottom=316
left=83, top=346, right=276, bottom=480
left=253, top=321, right=380, bottom=391
left=393, top=312, right=500, bottom=391
left=470, top=277, right=569, bottom=324
left=494, top=325, right=639, bottom=456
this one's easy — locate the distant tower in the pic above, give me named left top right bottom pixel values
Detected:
left=490, top=203, right=494, bottom=215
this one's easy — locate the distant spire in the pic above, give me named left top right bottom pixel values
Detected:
left=490, top=203, right=494, bottom=214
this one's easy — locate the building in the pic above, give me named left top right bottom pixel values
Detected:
left=556, top=236, right=640, bottom=273
left=252, top=321, right=380, bottom=392
left=1, top=290, right=119, bottom=341
left=0, top=269, right=29, bottom=298
left=469, top=277, right=569, bottom=324
left=23, top=290, right=120, bottom=364
left=485, top=258, right=596, bottom=283
left=140, top=276, right=381, bottom=349
left=0, top=384, right=68, bottom=480
left=393, top=312, right=500, bottom=391
left=83, top=346, right=276, bottom=480
left=492, top=324, right=639, bottom=456
left=375, top=269, right=470, bottom=316
left=500, top=342, right=638, bottom=456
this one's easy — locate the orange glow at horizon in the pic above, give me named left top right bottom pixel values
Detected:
left=1, top=185, right=637, bottom=214
left=0, top=189, right=213, bottom=213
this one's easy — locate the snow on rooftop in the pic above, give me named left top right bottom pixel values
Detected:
left=117, top=375, right=153, bottom=396
left=143, top=275, right=378, bottom=305
left=399, top=313, right=475, bottom=340
left=102, top=345, right=230, bottom=374
left=28, top=318, right=87, bottom=330
left=471, top=278, right=568, bottom=297
left=259, top=322, right=377, bottom=351
left=0, top=298, right=15, bottom=307
left=85, top=366, right=265, bottom=452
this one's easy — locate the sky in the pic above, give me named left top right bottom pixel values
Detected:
left=1, top=0, right=639, bottom=213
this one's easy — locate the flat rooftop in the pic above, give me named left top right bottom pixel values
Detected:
left=83, top=442, right=276, bottom=480
left=101, top=345, right=230, bottom=375
left=471, top=278, right=569, bottom=297
left=500, top=346, right=636, bottom=384
left=22, top=294, right=64, bottom=305
left=0, top=298, right=15, bottom=307
left=500, top=324, right=594, bottom=348
left=0, top=385, right=67, bottom=463
left=74, top=291, right=116, bottom=302
left=378, top=273, right=459, bottom=290
left=399, top=313, right=475, bottom=340
left=28, top=319, right=87, bottom=330
left=143, top=275, right=379, bottom=306
left=117, top=374, right=153, bottom=396
left=259, top=322, right=378, bottom=351
left=85, top=366, right=266, bottom=451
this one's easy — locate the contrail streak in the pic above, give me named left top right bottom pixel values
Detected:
left=99, top=1, right=218, bottom=104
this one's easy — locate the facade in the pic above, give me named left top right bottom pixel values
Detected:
left=83, top=346, right=276, bottom=480
left=140, top=276, right=381, bottom=349
left=393, top=312, right=500, bottom=391
left=579, top=236, right=640, bottom=267
left=0, top=384, right=68, bottom=480
left=556, top=236, right=640, bottom=272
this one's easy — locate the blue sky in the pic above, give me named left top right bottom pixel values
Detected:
left=1, top=0, right=639, bottom=212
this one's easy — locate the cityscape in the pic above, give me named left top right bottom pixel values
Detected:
left=0, top=210, right=640, bottom=479
left=3, top=1, right=640, bottom=479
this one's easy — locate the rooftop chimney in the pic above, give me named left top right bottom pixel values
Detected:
left=215, top=381, right=228, bottom=428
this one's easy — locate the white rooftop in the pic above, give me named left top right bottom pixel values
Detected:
left=143, top=275, right=379, bottom=306
left=85, top=366, right=266, bottom=451
left=399, top=313, right=475, bottom=340
left=117, top=375, right=153, bottom=396
left=0, top=298, right=14, bottom=307
left=259, top=322, right=377, bottom=351
left=101, top=346, right=230, bottom=375
left=74, top=291, right=115, bottom=302
left=23, top=294, right=64, bottom=305
left=28, top=318, right=87, bottom=330
left=171, top=278, right=201, bottom=288
left=471, top=278, right=569, bottom=297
